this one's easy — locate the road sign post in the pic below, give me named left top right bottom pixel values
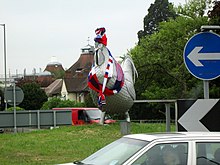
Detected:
left=183, top=30, right=220, bottom=99
left=13, top=83, right=16, bottom=133
left=204, top=80, right=209, bottom=99
left=4, top=85, right=24, bottom=133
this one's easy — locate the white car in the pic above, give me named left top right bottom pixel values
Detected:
left=60, top=132, right=220, bottom=165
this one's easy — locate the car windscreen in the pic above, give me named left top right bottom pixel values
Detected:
left=81, top=137, right=149, bottom=165
left=85, top=110, right=101, bottom=120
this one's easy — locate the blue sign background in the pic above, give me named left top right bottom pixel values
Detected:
left=183, top=32, right=220, bottom=80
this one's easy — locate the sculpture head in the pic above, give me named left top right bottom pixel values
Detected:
left=94, top=27, right=107, bottom=47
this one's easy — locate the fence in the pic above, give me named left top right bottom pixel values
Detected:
left=134, top=100, right=177, bottom=132
left=0, top=100, right=177, bottom=133
left=0, top=110, right=72, bottom=132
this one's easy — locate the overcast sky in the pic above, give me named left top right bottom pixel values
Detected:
left=0, top=0, right=186, bottom=75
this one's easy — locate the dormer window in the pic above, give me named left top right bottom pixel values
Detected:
left=76, top=68, right=83, bottom=73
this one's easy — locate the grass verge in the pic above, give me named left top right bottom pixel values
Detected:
left=0, top=122, right=175, bottom=165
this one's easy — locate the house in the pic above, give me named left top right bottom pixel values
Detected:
left=17, top=57, right=65, bottom=89
left=45, top=44, right=95, bottom=102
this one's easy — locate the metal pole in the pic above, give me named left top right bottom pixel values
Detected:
left=203, top=80, right=209, bottom=99
left=0, top=24, right=7, bottom=110
left=174, top=101, right=178, bottom=131
left=37, top=110, right=40, bottom=129
left=165, top=103, right=171, bottom=132
left=13, top=82, right=17, bottom=133
left=29, top=110, right=32, bottom=127
left=53, top=110, right=56, bottom=128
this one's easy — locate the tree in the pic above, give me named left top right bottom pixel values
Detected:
left=0, top=87, right=5, bottom=111
left=130, top=0, right=218, bottom=120
left=176, top=0, right=212, bottom=18
left=205, top=1, right=220, bottom=98
left=19, top=82, right=48, bottom=110
left=53, top=70, right=65, bottom=79
left=133, top=16, right=208, bottom=100
left=130, top=16, right=209, bottom=119
left=208, top=1, right=220, bottom=27
left=133, top=0, right=213, bottom=100
left=138, top=0, right=177, bottom=40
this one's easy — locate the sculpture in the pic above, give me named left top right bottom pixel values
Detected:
left=88, top=27, right=137, bottom=124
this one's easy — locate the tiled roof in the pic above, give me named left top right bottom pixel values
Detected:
left=44, top=64, right=65, bottom=74
left=45, top=48, right=94, bottom=96
left=64, top=77, right=88, bottom=92
left=65, top=52, right=94, bottom=78
left=45, top=79, right=63, bottom=96
left=63, top=51, right=94, bottom=93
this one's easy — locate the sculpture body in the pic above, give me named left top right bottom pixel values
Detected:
left=88, top=28, right=137, bottom=122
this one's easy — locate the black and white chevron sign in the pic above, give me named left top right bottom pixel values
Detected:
left=177, top=99, right=220, bottom=132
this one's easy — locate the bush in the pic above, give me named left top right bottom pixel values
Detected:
left=41, top=97, right=85, bottom=110
left=84, top=93, right=96, bottom=107
left=19, top=82, right=48, bottom=110
left=40, top=97, right=61, bottom=110
left=7, top=106, right=25, bottom=111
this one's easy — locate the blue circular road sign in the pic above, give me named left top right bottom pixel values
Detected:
left=183, top=32, right=220, bottom=80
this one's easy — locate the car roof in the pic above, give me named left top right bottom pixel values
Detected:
left=124, top=132, right=220, bottom=142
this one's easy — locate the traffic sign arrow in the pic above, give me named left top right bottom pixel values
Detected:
left=187, top=46, right=220, bottom=67
left=183, top=32, right=220, bottom=80
left=178, top=99, right=219, bottom=131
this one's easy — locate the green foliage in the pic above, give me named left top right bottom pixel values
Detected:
left=132, top=16, right=208, bottom=100
left=84, top=93, right=96, bottom=107
left=41, top=97, right=85, bottom=110
left=208, top=1, right=220, bottom=30
left=175, top=0, right=212, bottom=18
left=138, top=0, right=176, bottom=40
left=209, top=78, right=220, bottom=98
left=58, top=99, right=78, bottom=107
left=0, top=87, right=5, bottom=111
left=6, top=106, right=25, bottom=111
left=130, top=0, right=216, bottom=120
left=130, top=12, right=210, bottom=119
left=41, top=97, right=62, bottom=109
left=53, top=70, right=65, bottom=79
left=19, top=82, right=48, bottom=110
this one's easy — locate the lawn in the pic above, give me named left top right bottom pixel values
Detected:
left=0, top=122, right=175, bottom=165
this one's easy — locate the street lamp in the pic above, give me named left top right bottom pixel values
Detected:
left=0, top=24, right=7, bottom=110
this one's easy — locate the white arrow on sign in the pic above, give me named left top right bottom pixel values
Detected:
left=187, top=46, right=220, bottom=67
left=178, top=99, right=219, bottom=132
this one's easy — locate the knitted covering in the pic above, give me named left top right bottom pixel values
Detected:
left=88, top=44, right=137, bottom=115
